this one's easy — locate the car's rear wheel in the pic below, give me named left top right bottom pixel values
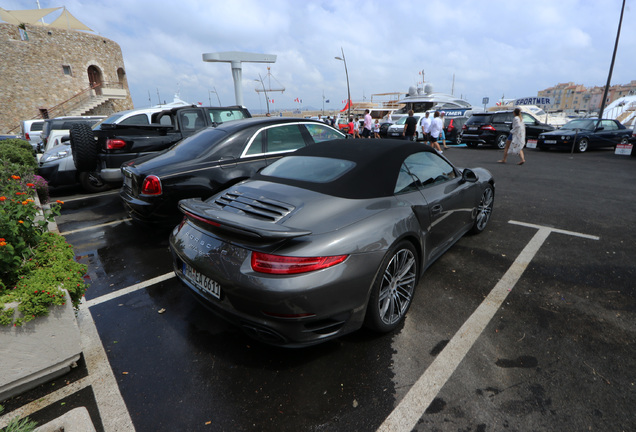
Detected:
left=365, top=241, right=418, bottom=333
left=576, top=137, right=589, bottom=153
left=455, top=132, right=463, bottom=145
left=470, top=185, right=494, bottom=234
left=78, top=171, right=110, bottom=193
left=70, top=123, right=98, bottom=171
left=496, top=134, right=508, bottom=149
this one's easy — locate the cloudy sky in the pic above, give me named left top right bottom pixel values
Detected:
left=4, top=0, right=635, bottom=112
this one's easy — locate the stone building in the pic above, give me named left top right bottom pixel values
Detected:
left=538, top=80, right=636, bottom=114
left=0, top=8, right=133, bottom=134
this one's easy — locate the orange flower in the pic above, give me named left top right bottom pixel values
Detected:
left=0, top=241, right=7, bottom=247
left=16, top=192, right=25, bottom=195
left=26, top=183, right=35, bottom=187
left=11, top=175, right=20, bottom=180
left=0, top=196, right=5, bottom=201
left=56, top=200, right=65, bottom=204
left=18, top=220, right=24, bottom=224
left=0, top=238, right=5, bottom=241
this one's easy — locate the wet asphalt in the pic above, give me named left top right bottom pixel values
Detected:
left=3, top=144, right=635, bottom=431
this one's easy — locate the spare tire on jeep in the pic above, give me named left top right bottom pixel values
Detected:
left=70, top=123, right=98, bottom=172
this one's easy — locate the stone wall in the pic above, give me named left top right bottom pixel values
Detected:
left=0, top=23, right=133, bottom=134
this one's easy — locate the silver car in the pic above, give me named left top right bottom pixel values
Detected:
left=169, top=139, right=495, bottom=347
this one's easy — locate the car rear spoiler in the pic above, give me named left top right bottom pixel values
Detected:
left=178, top=198, right=312, bottom=241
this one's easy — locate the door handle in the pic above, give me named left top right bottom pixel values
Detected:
left=431, top=204, right=443, bottom=215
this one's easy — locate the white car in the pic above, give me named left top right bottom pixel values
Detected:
left=38, top=108, right=162, bottom=192
left=386, top=113, right=426, bottom=140
left=20, top=119, right=45, bottom=152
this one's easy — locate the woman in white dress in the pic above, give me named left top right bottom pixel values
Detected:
left=498, top=108, right=526, bottom=165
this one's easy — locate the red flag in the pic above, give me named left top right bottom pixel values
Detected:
left=340, top=99, right=351, bottom=112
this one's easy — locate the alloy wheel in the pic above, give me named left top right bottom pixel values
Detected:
left=377, top=248, right=417, bottom=326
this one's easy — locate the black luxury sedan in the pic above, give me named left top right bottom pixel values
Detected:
left=536, top=118, right=632, bottom=152
left=120, top=117, right=345, bottom=225
left=169, top=139, right=495, bottom=347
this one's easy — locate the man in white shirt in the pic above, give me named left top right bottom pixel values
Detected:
left=429, top=111, right=443, bottom=153
left=420, top=112, right=432, bottom=145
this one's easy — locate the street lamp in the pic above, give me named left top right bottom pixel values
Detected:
left=254, top=74, right=270, bottom=114
left=208, top=87, right=221, bottom=106
left=335, top=47, right=351, bottom=120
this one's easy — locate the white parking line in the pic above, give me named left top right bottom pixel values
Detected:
left=377, top=222, right=599, bottom=432
left=61, top=218, right=132, bottom=235
left=82, top=272, right=176, bottom=308
left=55, top=190, right=119, bottom=203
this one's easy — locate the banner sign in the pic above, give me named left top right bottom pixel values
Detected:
left=514, top=97, right=552, bottom=106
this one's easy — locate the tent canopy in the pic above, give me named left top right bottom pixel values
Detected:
left=0, top=7, right=92, bottom=32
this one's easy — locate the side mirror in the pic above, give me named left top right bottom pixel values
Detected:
left=461, top=168, right=478, bottom=183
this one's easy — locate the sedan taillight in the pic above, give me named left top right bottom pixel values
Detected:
left=106, top=139, right=127, bottom=149
left=141, top=175, right=162, bottom=195
left=251, top=252, right=347, bottom=275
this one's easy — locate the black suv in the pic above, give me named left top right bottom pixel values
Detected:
left=462, top=111, right=555, bottom=149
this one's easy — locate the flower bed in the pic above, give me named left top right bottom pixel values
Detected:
left=0, top=139, right=88, bottom=327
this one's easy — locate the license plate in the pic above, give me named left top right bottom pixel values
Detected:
left=526, top=139, right=537, bottom=149
left=469, top=126, right=478, bottom=131
left=183, top=263, right=221, bottom=299
left=124, top=175, right=132, bottom=189
left=545, top=140, right=557, bottom=144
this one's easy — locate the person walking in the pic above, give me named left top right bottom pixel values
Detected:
left=440, top=111, right=448, bottom=149
left=373, top=119, right=380, bottom=139
left=429, top=111, right=443, bottom=152
left=403, top=110, right=418, bottom=141
left=498, top=108, right=526, bottom=164
left=420, top=111, right=432, bottom=146
left=362, top=109, right=373, bottom=138
left=353, top=117, right=361, bottom=138
left=346, top=117, right=355, bottom=137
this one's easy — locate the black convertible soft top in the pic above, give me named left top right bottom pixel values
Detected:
left=253, top=139, right=439, bottom=199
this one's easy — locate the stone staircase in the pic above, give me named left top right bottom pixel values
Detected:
left=65, top=87, right=128, bottom=116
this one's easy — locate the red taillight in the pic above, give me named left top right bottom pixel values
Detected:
left=480, top=125, right=496, bottom=131
left=25, top=133, right=30, bottom=140
left=141, top=175, right=162, bottom=195
left=462, top=124, right=468, bottom=130
left=251, top=252, right=347, bottom=275
left=183, top=210, right=220, bottom=227
left=106, top=139, right=127, bottom=149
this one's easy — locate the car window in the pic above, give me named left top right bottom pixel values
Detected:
left=521, top=113, right=536, bottom=124
left=179, top=111, right=206, bottom=131
left=30, top=122, right=44, bottom=132
left=397, top=152, right=457, bottom=192
left=207, top=109, right=249, bottom=124
left=118, top=114, right=150, bottom=125
left=265, top=124, right=306, bottom=153
left=466, top=115, right=491, bottom=125
left=304, top=123, right=344, bottom=143
left=601, top=120, right=617, bottom=131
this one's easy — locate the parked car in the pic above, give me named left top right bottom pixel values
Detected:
left=38, top=109, right=162, bottom=193
left=169, top=139, right=495, bottom=347
left=120, top=117, right=345, bottom=226
left=462, top=111, right=555, bottom=149
left=444, top=116, right=468, bottom=145
left=537, top=118, right=632, bottom=152
left=20, top=119, right=45, bottom=152
left=40, top=116, right=106, bottom=153
left=71, top=105, right=251, bottom=184
left=386, top=114, right=426, bottom=140
left=0, top=134, right=21, bottom=141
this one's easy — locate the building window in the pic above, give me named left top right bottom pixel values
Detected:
left=62, top=65, right=72, bottom=76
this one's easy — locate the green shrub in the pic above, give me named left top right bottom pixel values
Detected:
left=0, top=141, right=37, bottom=169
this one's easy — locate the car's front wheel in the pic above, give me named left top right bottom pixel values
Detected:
left=365, top=241, right=418, bottom=333
left=576, top=137, right=589, bottom=153
left=470, top=185, right=494, bottom=234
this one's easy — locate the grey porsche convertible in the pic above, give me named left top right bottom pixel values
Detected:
left=169, top=139, right=495, bottom=347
